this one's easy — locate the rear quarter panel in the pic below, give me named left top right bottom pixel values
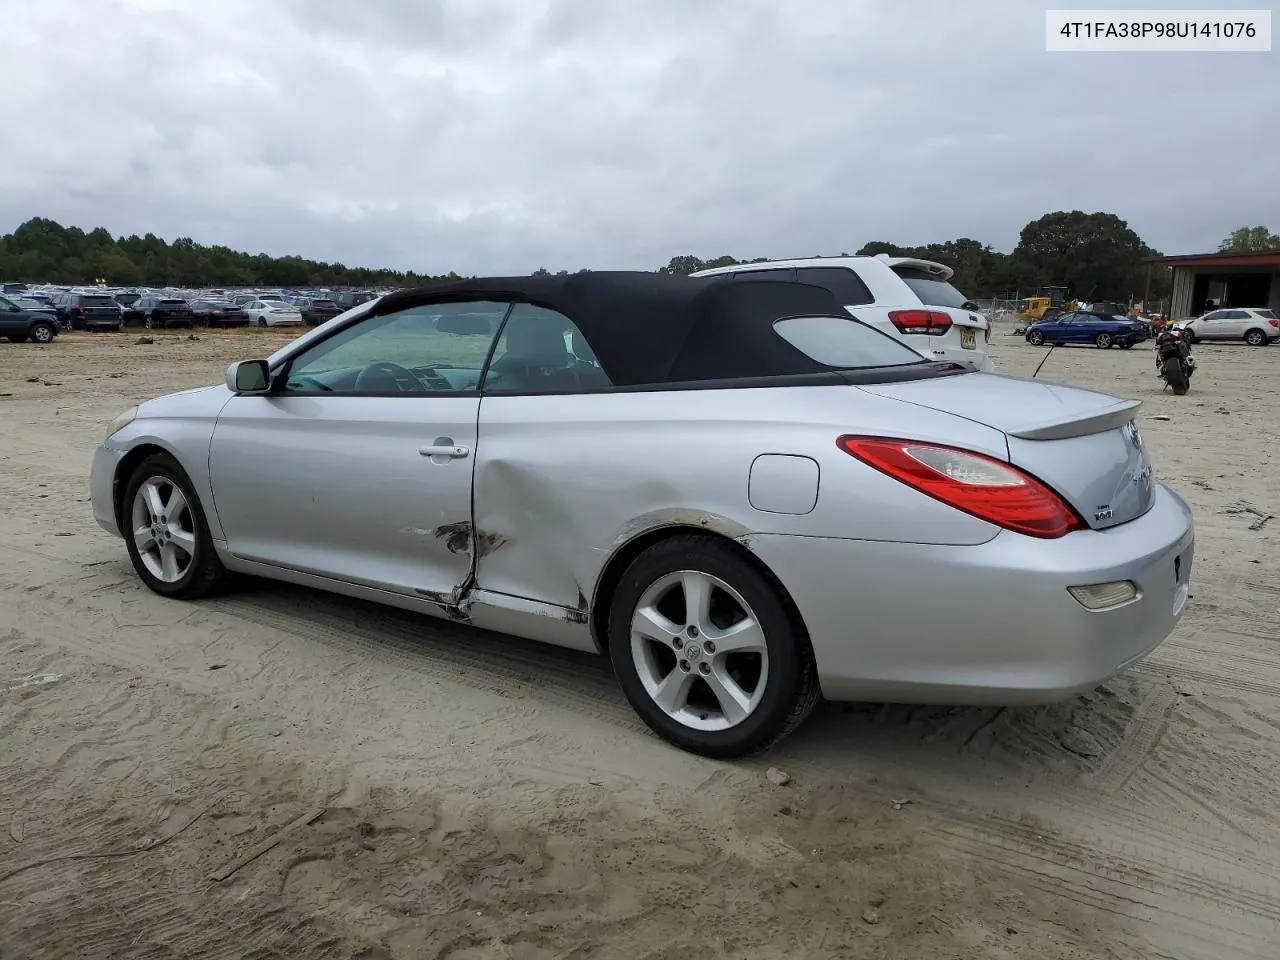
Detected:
left=472, top=384, right=1004, bottom=610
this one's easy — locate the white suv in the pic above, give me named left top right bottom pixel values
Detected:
left=691, top=254, right=994, bottom=371
left=1175, top=307, right=1278, bottom=346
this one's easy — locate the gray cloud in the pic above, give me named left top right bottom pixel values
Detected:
left=4, top=0, right=1276, bottom=274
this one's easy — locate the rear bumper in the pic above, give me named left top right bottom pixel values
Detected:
left=747, top=483, right=1194, bottom=704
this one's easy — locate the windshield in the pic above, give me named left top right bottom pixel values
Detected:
left=892, top=267, right=971, bottom=309
left=774, top=314, right=929, bottom=368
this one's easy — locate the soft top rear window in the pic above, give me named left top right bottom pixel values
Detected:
left=892, top=267, right=971, bottom=310
left=774, top=314, right=928, bottom=369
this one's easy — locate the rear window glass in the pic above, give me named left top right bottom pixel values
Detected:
left=892, top=267, right=971, bottom=309
left=774, top=315, right=927, bottom=369
left=794, top=266, right=874, bottom=306
left=1255, top=309, right=1276, bottom=319
left=79, top=295, right=115, bottom=305
left=311, top=299, right=338, bottom=307
left=160, top=298, right=188, bottom=305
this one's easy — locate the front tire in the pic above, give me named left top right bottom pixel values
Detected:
left=1183, top=328, right=1197, bottom=344
left=607, top=535, right=819, bottom=758
left=1026, top=329, right=1045, bottom=346
left=1245, top=329, right=1267, bottom=346
left=30, top=322, right=56, bottom=343
left=257, top=318, right=267, bottom=328
left=122, top=453, right=227, bottom=600
left=1095, top=332, right=1113, bottom=349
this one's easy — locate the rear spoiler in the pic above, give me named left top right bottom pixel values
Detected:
left=1005, top=398, right=1142, bottom=441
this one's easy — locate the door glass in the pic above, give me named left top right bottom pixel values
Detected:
left=284, top=300, right=508, bottom=394
left=483, top=303, right=612, bottom=394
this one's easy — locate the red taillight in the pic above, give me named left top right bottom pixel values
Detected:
left=835, top=436, right=1085, bottom=538
left=888, top=309, right=953, bottom=336
left=1269, top=318, right=1278, bottom=328
left=73, top=305, right=84, bottom=313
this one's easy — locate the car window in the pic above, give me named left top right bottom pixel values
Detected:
left=283, top=300, right=509, bottom=395
left=794, top=266, right=874, bottom=306
left=773, top=314, right=927, bottom=369
left=890, top=266, right=971, bottom=309
left=483, top=304, right=612, bottom=394
left=1258, top=309, right=1277, bottom=319
left=1225, top=310, right=1250, bottom=319
left=1201, top=311, right=1221, bottom=321
left=733, top=267, right=798, bottom=283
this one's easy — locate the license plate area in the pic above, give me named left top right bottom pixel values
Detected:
left=960, top=328, right=976, bottom=349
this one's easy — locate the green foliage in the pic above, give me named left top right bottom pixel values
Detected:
left=1218, top=225, right=1280, bottom=254
left=2, top=211, right=1178, bottom=303
left=0, top=217, right=464, bottom=288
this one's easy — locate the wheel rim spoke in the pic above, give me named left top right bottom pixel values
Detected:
left=681, top=571, right=713, bottom=631
left=704, top=666, right=752, bottom=725
left=165, top=486, right=188, bottom=519
left=169, top=528, right=196, bottom=557
left=133, top=525, right=156, bottom=554
left=650, top=668, right=696, bottom=715
left=631, top=605, right=682, bottom=644
left=160, top=542, right=181, bottom=581
left=142, top=482, right=166, bottom=521
left=705, top=617, right=765, bottom=655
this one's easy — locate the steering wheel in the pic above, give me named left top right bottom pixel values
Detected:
left=354, top=360, right=426, bottom=393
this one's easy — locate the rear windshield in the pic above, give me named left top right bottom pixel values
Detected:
left=892, top=267, right=971, bottom=309
left=311, top=299, right=338, bottom=308
left=160, top=298, right=188, bottom=305
left=1258, top=309, right=1277, bottom=319
left=79, top=295, right=115, bottom=305
left=774, top=314, right=928, bottom=368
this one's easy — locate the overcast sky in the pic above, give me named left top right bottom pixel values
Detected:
left=5, top=0, right=1277, bottom=274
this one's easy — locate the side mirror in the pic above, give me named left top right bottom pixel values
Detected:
left=227, top=359, right=270, bottom=394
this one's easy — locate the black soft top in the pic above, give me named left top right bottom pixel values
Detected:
left=370, top=271, right=860, bottom=386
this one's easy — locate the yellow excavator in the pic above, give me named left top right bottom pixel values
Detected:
left=1014, top=286, right=1079, bottom=325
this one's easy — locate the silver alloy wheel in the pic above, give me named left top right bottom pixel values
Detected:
left=31, top=324, right=53, bottom=343
left=1096, top=333, right=1112, bottom=348
left=130, top=477, right=197, bottom=583
left=1245, top=329, right=1266, bottom=346
left=629, top=570, right=769, bottom=731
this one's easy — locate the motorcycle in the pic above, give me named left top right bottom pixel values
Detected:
left=1155, top=331, right=1196, bottom=395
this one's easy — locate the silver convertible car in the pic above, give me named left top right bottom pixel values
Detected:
left=92, top=272, right=1194, bottom=757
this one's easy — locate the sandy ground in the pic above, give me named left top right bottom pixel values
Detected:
left=1, top=326, right=1277, bottom=959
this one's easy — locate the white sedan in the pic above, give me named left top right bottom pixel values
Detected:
left=244, top=299, right=303, bottom=328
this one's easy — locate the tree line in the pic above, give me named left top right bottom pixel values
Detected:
left=2, top=212, right=1275, bottom=300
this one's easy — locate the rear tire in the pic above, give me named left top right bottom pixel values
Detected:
left=257, top=318, right=267, bottom=328
left=1244, top=329, right=1267, bottom=346
left=122, top=453, right=227, bottom=600
left=1162, top=356, right=1188, bottom=395
left=607, top=535, right=819, bottom=758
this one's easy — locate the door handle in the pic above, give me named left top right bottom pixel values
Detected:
left=419, top=443, right=470, bottom=459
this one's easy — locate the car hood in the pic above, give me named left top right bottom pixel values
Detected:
left=138, top=384, right=231, bottom=418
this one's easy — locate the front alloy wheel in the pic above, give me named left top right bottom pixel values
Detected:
left=1026, top=329, right=1045, bottom=346
left=1095, top=332, right=1113, bottom=348
left=123, top=454, right=226, bottom=599
left=608, top=535, right=818, bottom=757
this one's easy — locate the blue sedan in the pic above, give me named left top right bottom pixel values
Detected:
left=1026, top=312, right=1148, bottom=349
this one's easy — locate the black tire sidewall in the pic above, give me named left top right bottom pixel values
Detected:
left=1162, top=356, right=1188, bottom=393
left=122, top=454, right=221, bottom=599
left=607, top=536, right=812, bottom=758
